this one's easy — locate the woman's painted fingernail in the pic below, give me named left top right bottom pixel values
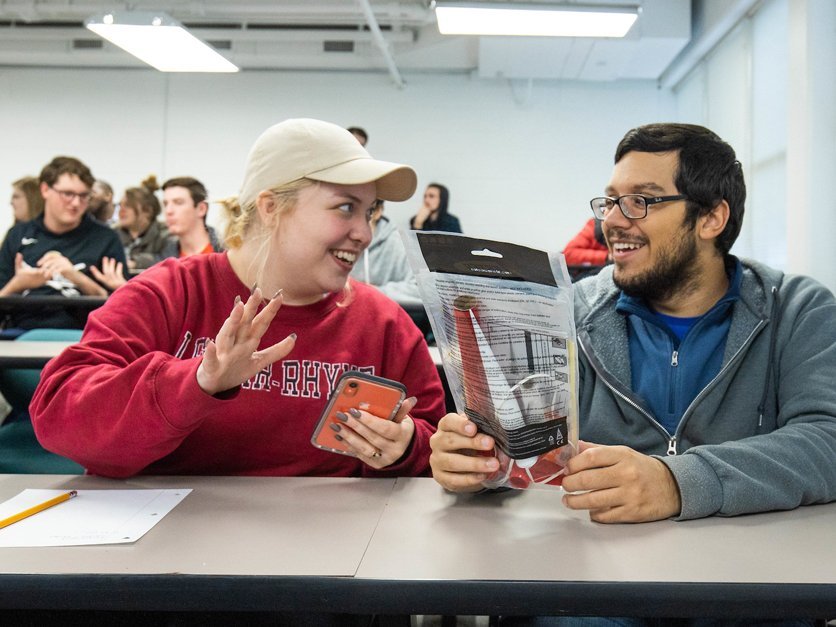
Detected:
left=234, top=295, right=242, bottom=305
left=289, top=332, right=297, bottom=341
left=335, top=412, right=349, bottom=422
left=348, top=408, right=361, bottom=418
left=334, top=434, right=344, bottom=441
left=250, top=282, right=258, bottom=294
left=272, top=289, right=283, bottom=300
left=329, top=423, right=341, bottom=432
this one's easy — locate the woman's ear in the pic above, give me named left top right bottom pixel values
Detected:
left=255, top=190, right=277, bottom=227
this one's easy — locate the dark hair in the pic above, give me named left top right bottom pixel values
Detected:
left=427, top=182, right=450, bottom=221
left=123, top=175, right=162, bottom=224
left=347, top=126, right=368, bottom=144
left=89, top=180, right=114, bottom=222
left=614, top=123, right=746, bottom=257
left=39, top=156, right=95, bottom=189
left=162, top=176, right=208, bottom=206
left=93, top=179, right=113, bottom=197
left=12, top=176, right=44, bottom=221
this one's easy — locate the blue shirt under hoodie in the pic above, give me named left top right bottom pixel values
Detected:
left=615, top=260, right=743, bottom=434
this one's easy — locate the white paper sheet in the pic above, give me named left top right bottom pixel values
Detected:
left=0, top=488, right=192, bottom=547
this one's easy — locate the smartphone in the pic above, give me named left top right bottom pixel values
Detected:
left=311, top=371, right=407, bottom=457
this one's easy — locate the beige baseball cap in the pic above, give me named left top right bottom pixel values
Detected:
left=238, top=118, right=417, bottom=208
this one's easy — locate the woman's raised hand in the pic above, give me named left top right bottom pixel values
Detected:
left=196, top=287, right=296, bottom=396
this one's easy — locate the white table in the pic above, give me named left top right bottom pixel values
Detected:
left=1, top=474, right=833, bottom=619
left=359, top=478, right=836, bottom=618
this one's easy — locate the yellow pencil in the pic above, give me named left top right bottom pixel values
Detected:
left=0, top=490, right=78, bottom=530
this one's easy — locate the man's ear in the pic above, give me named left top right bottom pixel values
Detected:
left=196, top=201, right=209, bottom=219
left=698, top=200, right=730, bottom=243
left=40, top=182, right=50, bottom=200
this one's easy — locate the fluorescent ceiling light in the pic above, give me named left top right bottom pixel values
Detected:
left=85, top=11, right=239, bottom=73
left=435, top=2, right=638, bottom=37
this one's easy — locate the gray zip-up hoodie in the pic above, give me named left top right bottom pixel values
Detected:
left=350, top=217, right=421, bottom=304
left=574, top=258, right=836, bottom=520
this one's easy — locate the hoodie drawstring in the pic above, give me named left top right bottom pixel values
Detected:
left=362, top=248, right=370, bottom=284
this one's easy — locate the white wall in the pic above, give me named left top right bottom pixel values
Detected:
left=0, top=68, right=673, bottom=254
left=786, top=0, right=836, bottom=292
left=673, top=0, right=836, bottom=293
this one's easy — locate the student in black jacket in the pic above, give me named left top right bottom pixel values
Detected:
left=0, top=156, right=126, bottom=332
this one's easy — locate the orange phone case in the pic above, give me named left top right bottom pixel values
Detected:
left=311, top=371, right=407, bottom=457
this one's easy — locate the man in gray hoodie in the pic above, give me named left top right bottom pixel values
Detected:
left=429, top=123, right=836, bottom=523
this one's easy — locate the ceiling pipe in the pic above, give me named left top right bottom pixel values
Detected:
left=1, top=1, right=429, bottom=24
left=356, top=0, right=405, bottom=89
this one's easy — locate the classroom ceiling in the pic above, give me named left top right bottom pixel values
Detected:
left=0, top=0, right=691, bottom=84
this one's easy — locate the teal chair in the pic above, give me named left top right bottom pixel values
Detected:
left=0, top=328, right=85, bottom=474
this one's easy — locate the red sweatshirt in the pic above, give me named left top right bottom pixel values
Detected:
left=562, top=219, right=609, bottom=266
left=31, top=253, right=445, bottom=478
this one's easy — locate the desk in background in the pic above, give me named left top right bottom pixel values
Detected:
left=0, top=341, right=75, bottom=368
left=0, top=295, right=107, bottom=332
left=0, top=295, right=107, bottom=314
left=0, top=474, right=833, bottom=619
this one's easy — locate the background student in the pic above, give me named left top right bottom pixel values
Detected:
left=114, top=176, right=169, bottom=269
left=562, top=217, right=609, bottom=266
left=87, top=179, right=115, bottom=224
left=347, top=126, right=368, bottom=147
left=0, top=156, right=126, bottom=333
left=31, top=118, right=445, bottom=479
left=351, top=200, right=421, bottom=304
left=410, top=182, right=462, bottom=233
left=9, top=176, right=44, bottom=225
left=90, top=177, right=170, bottom=291
left=159, top=176, right=224, bottom=259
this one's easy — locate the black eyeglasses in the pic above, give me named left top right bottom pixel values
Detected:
left=589, top=194, right=688, bottom=220
left=51, top=186, right=92, bottom=204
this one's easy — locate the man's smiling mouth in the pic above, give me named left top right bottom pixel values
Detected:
left=612, top=242, right=646, bottom=253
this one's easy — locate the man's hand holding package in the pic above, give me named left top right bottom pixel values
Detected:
left=561, top=442, right=682, bottom=523
left=429, top=412, right=500, bottom=492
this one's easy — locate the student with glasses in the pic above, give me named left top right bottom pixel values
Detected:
left=431, top=123, right=836, bottom=526
left=0, top=156, right=127, bottom=334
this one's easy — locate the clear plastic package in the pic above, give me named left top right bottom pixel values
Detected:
left=403, top=231, right=578, bottom=489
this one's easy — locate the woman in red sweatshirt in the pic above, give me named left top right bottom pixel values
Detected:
left=31, top=119, right=445, bottom=478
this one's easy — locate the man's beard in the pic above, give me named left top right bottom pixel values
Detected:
left=611, top=222, right=700, bottom=303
